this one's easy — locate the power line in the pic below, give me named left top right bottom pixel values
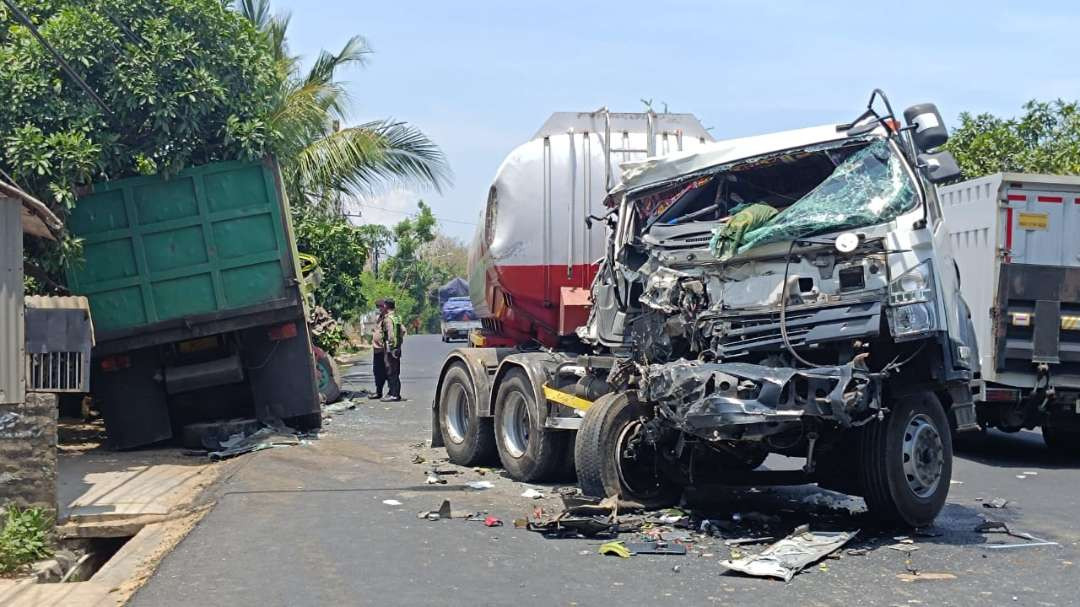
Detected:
left=343, top=203, right=477, bottom=226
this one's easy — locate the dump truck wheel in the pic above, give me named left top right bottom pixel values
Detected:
left=494, top=369, right=568, bottom=481
left=313, top=347, right=342, bottom=404
left=574, top=391, right=679, bottom=508
left=1042, top=422, right=1080, bottom=456
left=439, top=361, right=496, bottom=465
left=859, top=390, right=952, bottom=527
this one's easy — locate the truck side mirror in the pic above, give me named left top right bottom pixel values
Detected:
left=918, top=151, right=962, bottom=184
left=903, top=103, right=948, bottom=151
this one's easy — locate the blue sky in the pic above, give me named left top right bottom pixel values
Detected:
left=274, top=0, right=1080, bottom=241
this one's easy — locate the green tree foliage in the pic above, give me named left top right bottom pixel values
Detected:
left=0, top=505, right=53, bottom=574
left=237, top=0, right=451, bottom=214
left=0, top=0, right=279, bottom=211
left=360, top=271, right=415, bottom=322
left=946, top=100, right=1080, bottom=178
left=293, top=210, right=368, bottom=321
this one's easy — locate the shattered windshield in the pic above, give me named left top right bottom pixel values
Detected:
left=731, top=139, right=917, bottom=254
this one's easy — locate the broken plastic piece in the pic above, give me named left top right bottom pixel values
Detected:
left=466, top=480, right=494, bottom=490
left=484, top=516, right=503, bottom=527
left=720, top=526, right=858, bottom=582
left=520, top=488, right=544, bottom=499
left=599, top=541, right=632, bottom=558
left=382, top=499, right=402, bottom=506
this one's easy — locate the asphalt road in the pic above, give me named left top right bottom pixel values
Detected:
left=134, top=335, right=1079, bottom=606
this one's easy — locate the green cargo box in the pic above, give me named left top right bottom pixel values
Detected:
left=66, top=158, right=305, bottom=343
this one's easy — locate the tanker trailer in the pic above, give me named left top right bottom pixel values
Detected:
left=433, top=109, right=713, bottom=480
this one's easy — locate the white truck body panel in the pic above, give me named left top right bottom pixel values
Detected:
left=940, top=172, right=1080, bottom=387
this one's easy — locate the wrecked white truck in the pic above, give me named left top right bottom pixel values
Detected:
left=434, top=92, right=978, bottom=527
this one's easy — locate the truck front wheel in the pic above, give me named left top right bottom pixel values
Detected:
left=439, top=362, right=496, bottom=465
left=859, top=390, right=952, bottom=527
left=574, top=391, right=679, bottom=508
left=494, top=369, right=568, bottom=481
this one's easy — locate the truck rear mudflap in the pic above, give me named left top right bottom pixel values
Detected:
left=641, top=358, right=880, bottom=440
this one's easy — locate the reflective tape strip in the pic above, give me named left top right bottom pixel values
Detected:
left=1062, top=316, right=1080, bottom=331
left=542, top=384, right=593, bottom=411
left=1010, top=312, right=1031, bottom=327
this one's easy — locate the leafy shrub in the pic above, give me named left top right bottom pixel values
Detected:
left=0, top=504, right=53, bottom=574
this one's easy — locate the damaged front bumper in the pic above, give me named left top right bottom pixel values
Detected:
left=642, top=358, right=880, bottom=440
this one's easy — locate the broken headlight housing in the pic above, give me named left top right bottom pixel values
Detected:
left=887, top=260, right=938, bottom=340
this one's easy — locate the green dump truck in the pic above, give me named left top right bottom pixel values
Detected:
left=66, top=158, right=320, bottom=449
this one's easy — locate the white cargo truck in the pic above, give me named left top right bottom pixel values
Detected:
left=941, top=173, right=1080, bottom=453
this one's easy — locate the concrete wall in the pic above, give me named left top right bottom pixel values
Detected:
left=0, top=392, right=57, bottom=513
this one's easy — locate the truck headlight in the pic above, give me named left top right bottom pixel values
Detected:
left=888, top=260, right=933, bottom=305
left=887, top=261, right=937, bottom=339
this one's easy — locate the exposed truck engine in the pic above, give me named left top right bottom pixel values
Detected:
left=434, top=92, right=979, bottom=527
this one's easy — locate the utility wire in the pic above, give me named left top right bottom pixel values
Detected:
left=2, top=0, right=113, bottom=115
left=343, top=204, right=477, bottom=226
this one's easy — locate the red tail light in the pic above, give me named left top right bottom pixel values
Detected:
left=268, top=322, right=298, bottom=341
left=100, top=355, right=131, bottom=372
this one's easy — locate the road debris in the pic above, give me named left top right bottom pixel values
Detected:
left=974, top=519, right=1060, bottom=549
left=520, top=488, right=544, bottom=499
left=897, top=572, right=957, bottom=582
left=887, top=543, right=920, bottom=553
left=801, top=493, right=867, bottom=514
left=484, top=516, right=503, bottom=527
left=720, top=525, right=858, bottom=582
left=599, top=541, right=632, bottom=558
left=983, top=498, right=1010, bottom=509
left=724, top=537, right=775, bottom=546
left=382, top=499, right=402, bottom=506
left=466, top=480, right=494, bottom=490
left=411, top=454, right=426, bottom=464
left=425, top=475, right=445, bottom=485
left=625, top=542, right=688, bottom=555
left=207, top=423, right=305, bottom=460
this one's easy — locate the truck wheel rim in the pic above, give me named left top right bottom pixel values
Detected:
left=902, top=413, right=944, bottom=498
left=445, top=383, right=470, bottom=444
left=317, top=360, right=331, bottom=392
left=501, top=392, right=530, bottom=458
left=615, top=420, right=664, bottom=499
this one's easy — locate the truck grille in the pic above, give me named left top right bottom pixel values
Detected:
left=715, top=300, right=882, bottom=359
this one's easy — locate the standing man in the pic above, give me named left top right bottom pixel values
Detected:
left=370, top=299, right=388, bottom=399
left=381, top=299, right=404, bottom=402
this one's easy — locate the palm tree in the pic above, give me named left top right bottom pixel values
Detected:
left=237, top=0, right=451, bottom=215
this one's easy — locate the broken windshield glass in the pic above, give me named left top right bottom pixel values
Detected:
left=712, top=139, right=916, bottom=257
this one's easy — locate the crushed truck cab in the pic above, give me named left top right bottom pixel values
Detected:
left=434, top=93, right=977, bottom=527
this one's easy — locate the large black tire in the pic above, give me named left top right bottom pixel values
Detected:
left=574, top=391, right=679, bottom=508
left=439, top=362, right=497, bottom=466
left=859, top=390, right=952, bottom=527
left=1042, top=422, right=1080, bottom=456
left=313, top=347, right=342, bottom=404
left=493, top=369, right=569, bottom=482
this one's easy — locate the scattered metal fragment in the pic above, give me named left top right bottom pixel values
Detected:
left=845, top=548, right=869, bottom=556
left=382, top=499, right=402, bottom=506
left=724, top=537, right=775, bottom=546
left=411, top=454, right=426, bottom=464
left=720, top=525, right=858, bottom=582
left=521, top=488, right=544, bottom=499
left=625, top=542, right=687, bottom=555
left=983, top=498, right=1009, bottom=509
left=484, top=516, right=503, bottom=527
left=425, top=475, right=445, bottom=485
left=466, top=480, right=494, bottom=490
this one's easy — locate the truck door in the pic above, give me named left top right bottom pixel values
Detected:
left=1004, top=189, right=1079, bottom=267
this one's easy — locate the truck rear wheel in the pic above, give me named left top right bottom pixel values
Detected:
left=574, top=391, right=679, bottom=508
left=859, top=390, right=952, bottom=527
left=439, top=362, right=496, bottom=465
left=1042, top=420, right=1080, bottom=456
left=313, top=347, right=342, bottom=404
left=494, top=369, right=568, bottom=481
